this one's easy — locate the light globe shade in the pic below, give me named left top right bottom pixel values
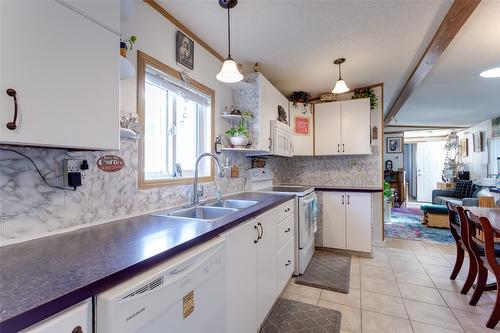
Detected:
left=480, top=67, right=500, bottom=78
left=216, top=58, right=243, bottom=83
left=332, top=79, right=350, bottom=94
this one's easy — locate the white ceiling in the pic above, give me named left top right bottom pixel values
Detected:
left=157, top=0, right=452, bottom=116
left=391, top=0, right=500, bottom=127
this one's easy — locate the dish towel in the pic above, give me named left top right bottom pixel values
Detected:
left=311, top=197, right=318, bottom=233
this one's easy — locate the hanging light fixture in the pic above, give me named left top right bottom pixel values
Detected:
left=216, top=0, right=243, bottom=83
left=332, top=58, right=350, bottom=94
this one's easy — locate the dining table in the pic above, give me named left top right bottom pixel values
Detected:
left=465, top=206, right=500, bottom=231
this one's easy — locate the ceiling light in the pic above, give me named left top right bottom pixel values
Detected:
left=480, top=67, right=500, bottom=78
left=332, top=58, right=350, bottom=94
left=216, top=0, right=243, bottom=83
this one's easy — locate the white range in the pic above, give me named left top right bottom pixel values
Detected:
left=249, top=168, right=316, bottom=275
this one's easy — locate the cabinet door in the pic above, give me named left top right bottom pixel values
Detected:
left=290, top=103, right=313, bottom=156
left=272, top=126, right=292, bottom=157
left=222, top=219, right=259, bottom=333
left=22, top=300, right=91, bottom=333
left=314, top=102, right=342, bottom=155
left=258, top=75, right=274, bottom=152
left=345, top=192, right=372, bottom=253
left=256, top=211, right=278, bottom=327
left=58, top=0, right=120, bottom=33
left=341, top=99, right=371, bottom=155
left=322, top=192, right=346, bottom=249
left=0, top=0, right=119, bottom=150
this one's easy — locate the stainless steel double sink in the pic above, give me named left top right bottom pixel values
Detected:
left=151, top=199, right=258, bottom=222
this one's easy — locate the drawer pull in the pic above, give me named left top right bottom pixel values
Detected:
left=6, top=89, right=18, bottom=130
left=285, top=228, right=291, bottom=233
left=284, top=208, right=290, bottom=212
left=285, top=260, right=292, bottom=266
left=72, top=326, right=83, bottom=333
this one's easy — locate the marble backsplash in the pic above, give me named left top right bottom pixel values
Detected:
left=268, top=145, right=382, bottom=188
left=0, top=140, right=250, bottom=244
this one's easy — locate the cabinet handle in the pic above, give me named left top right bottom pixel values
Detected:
left=347, top=195, right=350, bottom=205
left=342, top=143, right=345, bottom=153
left=337, top=144, right=340, bottom=153
left=6, top=89, right=18, bottom=130
left=285, top=227, right=291, bottom=233
left=257, top=222, right=263, bottom=240
left=72, top=326, right=83, bottom=333
left=254, top=225, right=259, bottom=244
left=284, top=208, right=290, bottom=212
left=268, top=137, right=272, bottom=150
left=341, top=195, right=344, bottom=205
left=285, top=259, right=292, bottom=266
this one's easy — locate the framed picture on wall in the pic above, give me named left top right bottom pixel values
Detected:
left=176, top=31, right=194, bottom=70
left=386, top=137, right=402, bottom=153
left=460, top=138, right=468, bottom=157
left=473, top=131, right=484, bottom=152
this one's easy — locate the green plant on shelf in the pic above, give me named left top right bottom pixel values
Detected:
left=225, top=112, right=253, bottom=138
left=383, top=181, right=392, bottom=200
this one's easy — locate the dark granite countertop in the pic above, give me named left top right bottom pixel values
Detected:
left=0, top=192, right=294, bottom=333
left=281, top=184, right=382, bottom=193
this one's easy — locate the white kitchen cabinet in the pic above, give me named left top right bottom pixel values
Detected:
left=0, top=0, right=120, bottom=150
left=271, top=120, right=293, bottom=157
left=322, top=192, right=346, bottom=249
left=315, top=101, right=342, bottom=155
left=341, top=99, right=371, bottom=155
left=345, top=192, right=372, bottom=253
left=22, top=300, right=91, bottom=333
left=256, top=210, right=278, bottom=326
left=223, top=199, right=294, bottom=332
left=230, top=73, right=290, bottom=154
left=290, top=103, right=314, bottom=156
left=314, top=98, right=371, bottom=155
left=322, top=191, right=372, bottom=253
left=58, top=0, right=120, bottom=33
left=222, top=218, right=259, bottom=333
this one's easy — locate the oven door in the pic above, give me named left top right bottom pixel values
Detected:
left=298, top=193, right=316, bottom=249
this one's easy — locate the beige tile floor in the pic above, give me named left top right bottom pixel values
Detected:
left=282, top=238, right=500, bottom=333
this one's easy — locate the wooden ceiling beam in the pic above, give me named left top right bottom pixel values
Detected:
left=384, top=0, right=481, bottom=125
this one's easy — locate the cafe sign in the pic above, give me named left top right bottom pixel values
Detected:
left=96, top=155, right=125, bottom=172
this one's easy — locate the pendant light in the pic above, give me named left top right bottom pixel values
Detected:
left=332, top=58, right=350, bottom=94
left=216, top=0, right=243, bottom=83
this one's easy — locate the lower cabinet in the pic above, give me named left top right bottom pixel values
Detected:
left=223, top=199, right=294, bottom=332
left=323, top=191, right=372, bottom=253
left=22, top=300, right=92, bottom=333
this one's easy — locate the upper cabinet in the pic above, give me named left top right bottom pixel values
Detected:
left=314, top=98, right=371, bottom=155
left=0, top=0, right=120, bottom=150
left=227, top=73, right=289, bottom=154
left=290, top=103, right=314, bottom=156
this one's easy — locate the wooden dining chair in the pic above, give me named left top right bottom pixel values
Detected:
left=448, top=204, right=478, bottom=294
left=467, top=211, right=500, bottom=328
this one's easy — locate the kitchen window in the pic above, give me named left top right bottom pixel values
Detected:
left=138, top=52, right=215, bottom=188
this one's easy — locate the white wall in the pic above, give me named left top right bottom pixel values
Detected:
left=383, top=132, right=404, bottom=171
left=458, top=119, right=493, bottom=179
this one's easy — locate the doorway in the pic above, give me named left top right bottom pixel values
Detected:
left=416, top=141, right=446, bottom=202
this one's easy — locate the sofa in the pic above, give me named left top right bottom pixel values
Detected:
left=432, top=184, right=482, bottom=207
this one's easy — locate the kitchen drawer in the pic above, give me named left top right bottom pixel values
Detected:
left=277, top=237, right=294, bottom=294
left=276, top=199, right=294, bottom=222
left=277, top=215, right=294, bottom=250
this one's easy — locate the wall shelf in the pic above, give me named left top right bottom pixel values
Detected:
left=221, top=147, right=260, bottom=152
left=220, top=114, right=255, bottom=122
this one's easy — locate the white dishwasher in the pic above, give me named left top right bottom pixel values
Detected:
left=96, top=237, right=225, bottom=333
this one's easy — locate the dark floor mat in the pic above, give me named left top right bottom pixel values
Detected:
left=295, top=251, right=351, bottom=294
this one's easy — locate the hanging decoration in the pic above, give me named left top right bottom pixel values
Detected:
left=442, top=131, right=464, bottom=182
left=352, top=87, right=378, bottom=110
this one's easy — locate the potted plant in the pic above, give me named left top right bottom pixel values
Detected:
left=289, top=91, right=312, bottom=107
left=120, top=35, right=137, bottom=57
left=383, top=181, right=393, bottom=222
left=225, top=112, right=252, bottom=148
left=352, top=87, right=378, bottom=110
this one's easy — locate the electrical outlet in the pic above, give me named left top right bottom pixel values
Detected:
left=63, top=159, right=88, bottom=187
